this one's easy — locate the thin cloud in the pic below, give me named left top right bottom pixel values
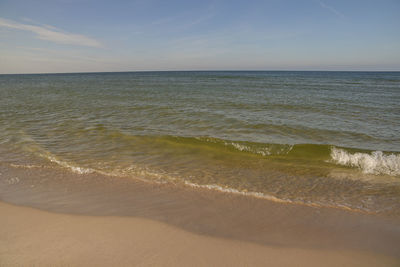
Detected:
left=0, top=17, right=102, bottom=48
left=317, top=1, right=344, bottom=18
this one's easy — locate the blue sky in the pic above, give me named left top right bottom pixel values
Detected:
left=0, top=0, right=399, bottom=73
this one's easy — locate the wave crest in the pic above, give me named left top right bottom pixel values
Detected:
left=42, top=154, right=95, bottom=174
left=330, top=147, right=400, bottom=176
left=195, top=137, right=293, bottom=157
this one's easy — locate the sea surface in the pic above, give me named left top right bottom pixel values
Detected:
left=1, top=71, right=399, bottom=215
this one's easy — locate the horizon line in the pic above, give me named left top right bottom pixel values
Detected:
left=2, top=69, right=400, bottom=75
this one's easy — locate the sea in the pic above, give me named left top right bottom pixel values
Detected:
left=1, top=71, right=399, bottom=216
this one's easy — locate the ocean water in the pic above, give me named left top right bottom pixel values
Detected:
left=1, top=71, right=399, bottom=215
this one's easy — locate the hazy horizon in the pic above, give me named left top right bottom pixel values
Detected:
left=2, top=70, right=400, bottom=76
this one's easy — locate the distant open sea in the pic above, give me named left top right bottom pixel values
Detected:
left=1, top=71, right=399, bottom=215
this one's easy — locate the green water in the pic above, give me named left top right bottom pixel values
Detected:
left=1, top=71, right=399, bottom=214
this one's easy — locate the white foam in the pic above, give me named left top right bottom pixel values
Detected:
left=42, top=154, right=95, bottom=174
left=6, top=177, right=20, bottom=185
left=183, top=181, right=367, bottom=213
left=227, top=142, right=271, bottom=156
left=195, top=137, right=295, bottom=157
left=183, top=181, right=289, bottom=203
left=330, top=147, right=400, bottom=176
left=10, top=163, right=42, bottom=169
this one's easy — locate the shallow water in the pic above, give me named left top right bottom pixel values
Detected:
left=0, top=71, right=399, bottom=215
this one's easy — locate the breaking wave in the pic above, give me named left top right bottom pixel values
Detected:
left=330, top=147, right=400, bottom=176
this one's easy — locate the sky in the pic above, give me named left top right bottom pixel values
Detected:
left=0, top=0, right=399, bottom=73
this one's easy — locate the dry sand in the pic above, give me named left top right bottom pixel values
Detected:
left=1, top=202, right=398, bottom=267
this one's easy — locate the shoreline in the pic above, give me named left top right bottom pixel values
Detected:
left=3, top=161, right=398, bottom=217
left=1, top=201, right=399, bottom=267
left=1, top=162, right=400, bottom=260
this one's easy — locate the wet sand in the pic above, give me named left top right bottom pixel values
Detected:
left=1, top=163, right=400, bottom=266
left=1, top=202, right=399, bottom=267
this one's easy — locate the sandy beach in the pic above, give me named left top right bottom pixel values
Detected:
left=1, top=201, right=399, bottom=267
left=1, top=164, right=400, bottom=266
